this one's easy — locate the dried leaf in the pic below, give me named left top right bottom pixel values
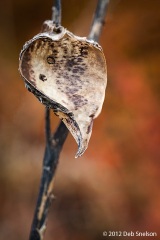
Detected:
left=19, top=20, right=107, bottom=157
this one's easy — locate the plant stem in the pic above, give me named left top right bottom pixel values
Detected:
left=29, top=1, right=67, bottom=239
left=88, top=0, right=110, bottom=42
left=29, top=109, right=68, bottom=240
left=52, top=0, right=62, bottom=26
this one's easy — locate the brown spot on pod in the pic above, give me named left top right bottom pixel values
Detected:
left=47, top=56, right=55, bottom=64
left=39, top=74, right=47, bottom=81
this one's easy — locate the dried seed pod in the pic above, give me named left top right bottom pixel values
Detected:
left=19, top=20, right=107, bottom=158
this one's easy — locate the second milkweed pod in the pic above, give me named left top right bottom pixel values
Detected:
left=19, top=20, right=107, bottom=158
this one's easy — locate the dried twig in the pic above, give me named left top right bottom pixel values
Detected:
left=88, top=0, right=110, bottom=42
left=28, top=0, right=109, bottom=239
left=29, top=111, right=68, bottom=240
left=52, top=0, right=61, bottom=26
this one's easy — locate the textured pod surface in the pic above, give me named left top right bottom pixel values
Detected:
left=19, top=20, right=107, bottom=157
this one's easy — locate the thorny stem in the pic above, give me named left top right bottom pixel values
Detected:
left=88, top=0, right=110, bottom=42
left=29, top=0, right=109, bottom=239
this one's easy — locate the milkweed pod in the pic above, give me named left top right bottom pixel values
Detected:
left=19, top=20, right=107, bottom=157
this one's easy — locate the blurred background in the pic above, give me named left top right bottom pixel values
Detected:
left=0, top=0, right=160, bottom=239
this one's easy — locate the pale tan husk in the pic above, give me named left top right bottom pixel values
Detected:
left=19, top=20, right=107, bottom=157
